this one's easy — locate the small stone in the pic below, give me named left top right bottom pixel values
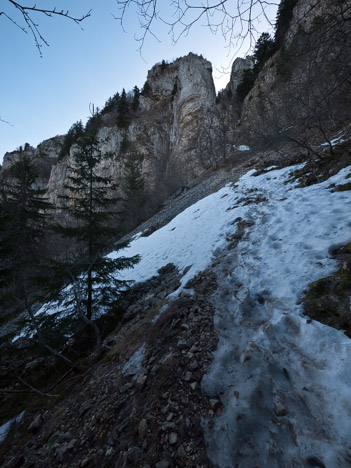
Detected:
left=105, top=447, right=113, bottom=457
left=177, top=339, right=188, bottom=350
left=28, top=413, right=42, bottom=433
left=128, top=446, right=142, bottom=464
left=190, top=359, right=199, bottom=370
left=136, top=374, right=147, bottom=389
left=169, top=432, right=178, bottom=445
left=80, top=458, right=90, bottom=467
left=209, top=399, right=221, bottom=411
left=186, top=337, right=196, bottom=347
left=166, top=413, right=174, bottom=422
left=190, top=382, right=197, bottom=390
left=184, top=371, right=192, bottom=382
left=139, top=419, right=148, bottom=438
left=163, top=422, right=176, bottom=429
left=274, top=402, right=287, bottom=417
left=177, top=445, right=187, bottom=459
left=155, top=461, right=169, bottom=468
left=151, top=364, right=160, bottom=376
left=79, top=401, right=91, bottom=418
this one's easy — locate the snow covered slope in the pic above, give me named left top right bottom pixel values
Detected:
left=113, top=162, right=351, bottom=466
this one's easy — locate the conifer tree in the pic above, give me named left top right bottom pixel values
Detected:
left=0, top=155, right=50, bottom=297
left=59, top=120, right=85, bottom=160
left=117, top=88, right=130, bottom=128
left=132, top=86, right=140, bottom=111
left=122, top=149, right=147, bottom=227
left=51, top=123, right=139, bottom=344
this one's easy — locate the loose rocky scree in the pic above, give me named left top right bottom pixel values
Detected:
left=0, top=267, right=219, bottom=468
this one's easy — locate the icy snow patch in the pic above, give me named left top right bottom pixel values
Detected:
left=237, top=145, right=251, bottom=151
left=122, top=344, right=146, bottom=377
left=0, top=412, right=24, bottom=444
left=201, top=164, right=351, bottom=467
left=321, top=134, right=345, bottom=146
left=110, top=182, right=244, bottom=289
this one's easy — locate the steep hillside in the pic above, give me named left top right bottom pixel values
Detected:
left=1, top=0, right=351, bottom=466
left=2, top=0, right=350, bottom=220
left=1, top=134, right=351, bottom=467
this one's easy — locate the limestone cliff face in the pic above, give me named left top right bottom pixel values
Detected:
left=2, top=136, right=64, bottom=190
left=226, top=56, right=254, bottom=96
left=2, top=0, right=350, bottom=209
left=23, top=53, right=216, bottom=208
left=237, top=0, right=351, bottom=143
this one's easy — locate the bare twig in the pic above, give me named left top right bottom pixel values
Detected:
left=1, top=1, right=91, bottom=56
left=114, top=0, right=279, bottom=54
left=44, top=368, right=75, bottom=393
left=0, top=116, right=13, bottom=126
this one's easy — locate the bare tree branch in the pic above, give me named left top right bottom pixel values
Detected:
left=0, top=1, right=91, bottom=56
left=0, top=116, right=13, bottom=126
left=114, top=0, right=279, bottom=53
left=14, top=369, right=59, bottom=397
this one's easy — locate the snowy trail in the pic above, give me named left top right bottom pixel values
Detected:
left=202, top=166, right=351, bottom=467
left=20, top=158, right=351, bottom=467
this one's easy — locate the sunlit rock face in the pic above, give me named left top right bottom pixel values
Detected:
left=3, top=53, right=217, bottom=207
left=141, top=52, right=217, bottom=183
left=1, top=136, right=64, bottom=192
left=227, top=56, right=255, bottom=95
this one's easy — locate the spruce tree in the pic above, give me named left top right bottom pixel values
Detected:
left=0, top=155, right=50, bottom=299
left=59, top=120, right=85, bottom=160
left=51, top=127, right=139, bottom=334
left=122, top=149, right=147, bottom=227
left=132, top=86, right=140, bottom=111
left=117, top=88, right=130, bottom=128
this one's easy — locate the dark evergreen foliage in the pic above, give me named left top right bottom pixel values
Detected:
left=253, top=33, right=277, bottom=71
left=122, top=149, right=145, bottom=200
left=236, top=68, right=257, bottom=100
left=141, top=80, right=151, bottom=97
left=59, top=121, right=84, bottom=160
left=132, top=86, right=140, bottom=111
left=121, top=149, right=147, bottom=227
left=120, top=133, right=130, bottom=154
left=160, top=59, right=169, bottom=72
left=51, top=131, right=139, bottom=322
left=172, top=81, right=178, bottom=96
left=84, top=106, right=101, bottom=137
left=117, top=89, right=130, bottom=128
left=275, top=0, right=298, bottom=47
left=236, top=32, right=277, bottom=100
left=235, top=0, right=298, bottom=101
left=0, top=155, right=51, bottom=298
left=101, top=92, right=121, bottom=115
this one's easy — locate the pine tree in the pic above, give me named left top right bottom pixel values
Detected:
left=275, top=0, right=298, bottom=47
left=59, top=120, right=85, bottom=160
left=141, top=80, right=151, bottom=97
left=253, top=33, right=277, bottom=71
left=117, top=88, right=130, bottom=128
left=0, top=155, right=50, bottom=297
left=132, top=86, right=140, bottom=111
left=51, top=129, right=139, bottom=342
left=122, top=149, right=147, bottom=227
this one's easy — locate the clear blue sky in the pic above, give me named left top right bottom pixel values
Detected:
left=0, top=1, right=278, bottom=162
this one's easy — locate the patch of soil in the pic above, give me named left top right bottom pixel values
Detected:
left=289, top=139, right=351, bottom=187
left=302, top=243, right=351, bottom=337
